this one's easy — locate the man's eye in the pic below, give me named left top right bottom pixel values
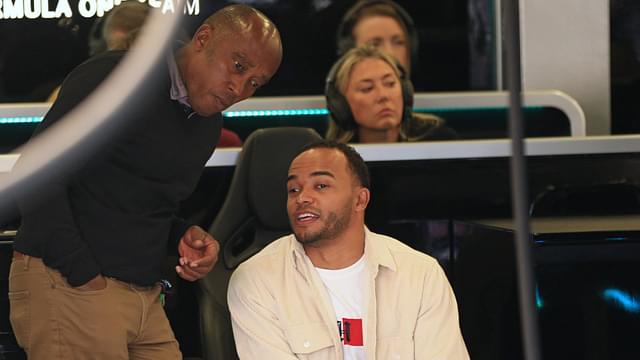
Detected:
left=288, top=187, right=299, bottom=193
left=316, top=184, right=328, bottom=189
left=250, top=79, right=259, bottom=88
left=234, top=61, right=244, bottom=72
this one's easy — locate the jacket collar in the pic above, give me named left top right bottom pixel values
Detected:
left=290, top=226, right=397, bottom=276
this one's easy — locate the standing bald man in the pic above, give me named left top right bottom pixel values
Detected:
left=9, top=5, right=282, bottom=359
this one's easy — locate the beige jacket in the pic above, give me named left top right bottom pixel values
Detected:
left=228, top=228, right=469, bottom=359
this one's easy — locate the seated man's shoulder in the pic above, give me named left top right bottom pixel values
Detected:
left=373, top=231, right=440, bottom=269
left=234, top=234, right=295, bottom=275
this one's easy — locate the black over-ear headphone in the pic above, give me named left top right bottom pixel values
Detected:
left=336, top=0, right=419, bottom=67
left=325, top=54, right=414, bottom=131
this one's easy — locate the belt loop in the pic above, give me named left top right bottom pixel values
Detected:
left=23, top=255, right=31, bottom=270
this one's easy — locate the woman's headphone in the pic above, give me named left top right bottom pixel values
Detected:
left=325, top=52, right=414, bottom=131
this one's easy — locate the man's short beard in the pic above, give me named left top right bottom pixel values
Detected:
left=295, top=210, right=350, bottom=246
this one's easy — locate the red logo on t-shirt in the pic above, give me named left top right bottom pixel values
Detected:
left=338, top=318, right=363, bottom=346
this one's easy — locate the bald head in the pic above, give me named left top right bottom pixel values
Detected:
left=204, top=5, right=282, bottom=62
left=177, top=5, right=283, bottom=116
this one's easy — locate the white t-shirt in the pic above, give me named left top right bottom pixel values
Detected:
left=315, top=255, right=367, bottom=359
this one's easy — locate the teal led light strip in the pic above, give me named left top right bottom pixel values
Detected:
left=0, top=116, right=44, bottom=124
left=223, top=108, right=328, bottom=117
left=1, top=106, right=547, bottom=124
left=1, top=109, right=329, bottom=124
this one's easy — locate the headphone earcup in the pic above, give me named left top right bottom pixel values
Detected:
left=335, top=1, right=355, bottom=56
left=393, top=62, right=413, bottom=123
left=336, top=35, right=355, bottom=57
left=325, top=60, right=356, bottom=130
left=391, top=2, right=420, bottom=71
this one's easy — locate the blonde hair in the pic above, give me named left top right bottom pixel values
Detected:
left=326, top=46, right=444, bottom=143
left=334, top=45, right=402, bottom=95
left=103, top=2, right=150, bottom=50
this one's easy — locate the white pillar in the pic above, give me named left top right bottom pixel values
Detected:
left=517, top=0, right=610, bottom=135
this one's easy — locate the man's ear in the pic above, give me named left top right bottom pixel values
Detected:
left=355, top=187, right=370, bottom=212
left=193, top=24, right=211, bottom=50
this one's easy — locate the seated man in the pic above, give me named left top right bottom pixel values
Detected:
left=228, top=140, right=469, bottom=359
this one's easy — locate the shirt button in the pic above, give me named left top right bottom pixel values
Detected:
left=303, top=341, right=311, bottom=348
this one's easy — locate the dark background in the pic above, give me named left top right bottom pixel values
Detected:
left=0, top=0, right=482, bottom=102
left=2, top=0, right=639, bottom=133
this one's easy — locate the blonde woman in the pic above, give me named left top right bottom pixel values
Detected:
left=325, top=46, right=456, bottom=143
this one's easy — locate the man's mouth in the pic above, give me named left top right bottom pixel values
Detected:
left=215, top=95, right=231, bottom=109
left=295, top=212, right=320, bottom=223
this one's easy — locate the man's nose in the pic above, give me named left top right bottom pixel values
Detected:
left=228, top=77, right=243, bottom=97
left=296, top=188, right=312, bottom=204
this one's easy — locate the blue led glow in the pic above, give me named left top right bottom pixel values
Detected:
left=3, top=109, right=329, bottom=123
left=2, top=105, right=547, bottom=123
left=602, top=288, right=640, bottom=313
left=605, top=237, right=627, bottom=241
left=0, top=116, right=44, bottom=124
left=3, top=105, right=547, bottom=123
left=2, top=109, right=332, bottom=123
left=536, top=286, right=544, bottom=309
left=223, top=108, right=329, bottom=117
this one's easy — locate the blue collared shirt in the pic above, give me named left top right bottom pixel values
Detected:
left=167, top=54, right=192, bottom=110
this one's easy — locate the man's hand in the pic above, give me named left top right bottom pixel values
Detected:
left=176, top=225, right=220, bottom=281
left=77, top=274, right=107, bottom=291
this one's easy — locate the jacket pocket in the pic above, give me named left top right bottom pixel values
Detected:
left=8, top=290, right=30, bottom=349
left=286, top=322, right=334, bottom=357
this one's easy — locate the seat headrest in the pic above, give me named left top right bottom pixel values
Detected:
left=245, top=127, right=322, bottom=229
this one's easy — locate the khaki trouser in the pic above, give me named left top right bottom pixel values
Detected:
left=8, top=252, right=182, bottom=360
